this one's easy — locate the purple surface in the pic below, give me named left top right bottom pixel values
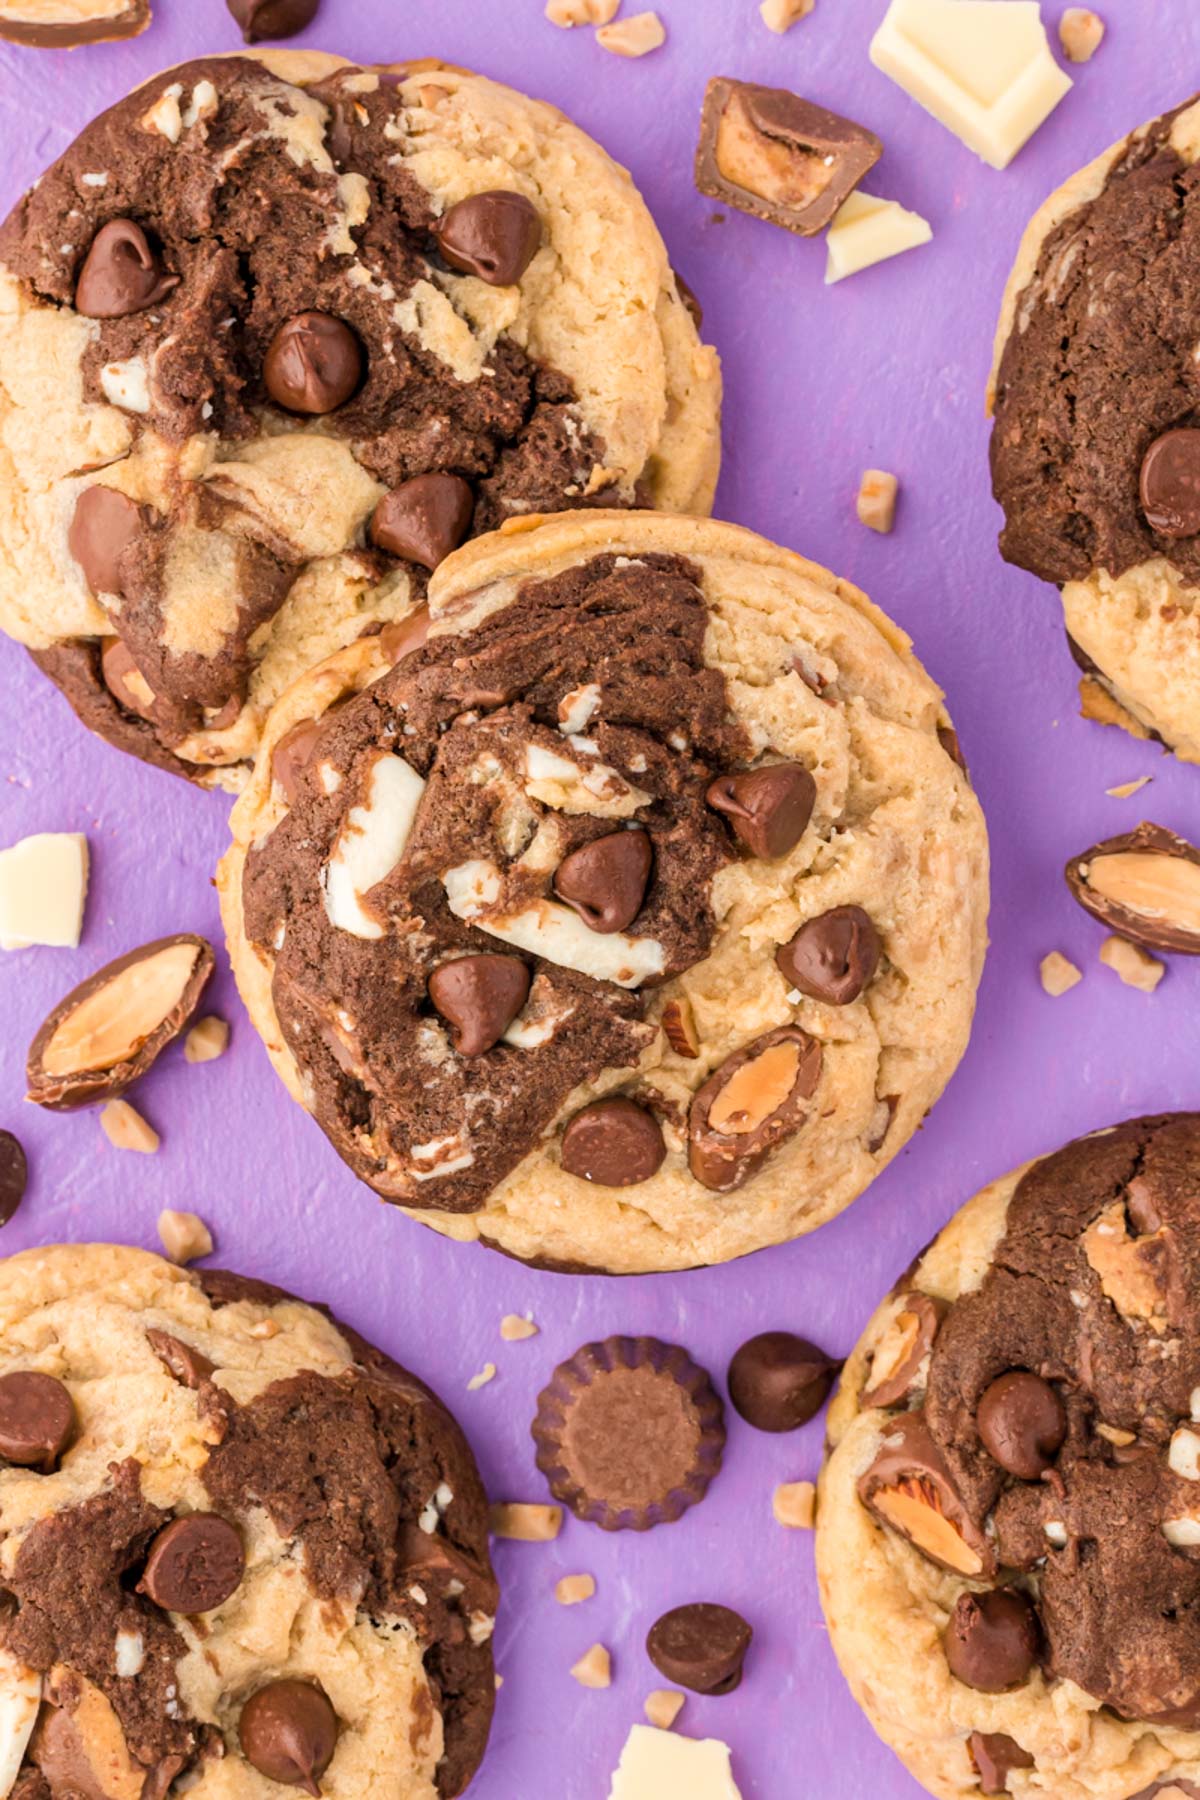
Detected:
left=0, top=2, right=1198, bottom=1795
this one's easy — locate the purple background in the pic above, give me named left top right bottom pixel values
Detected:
left=1, top=1, right=1198, bottom=1794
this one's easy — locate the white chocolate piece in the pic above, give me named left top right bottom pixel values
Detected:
left=1169, top=1427, right=1200, bottom=1482
left=596, top=11, right=665, bottom=55
left=1039, top=950, right=1082, bottom=996
left=870, top=0, right=1072, bottom=171
left=444, top=860, right=664, bottom=987
left=322, top=751, right=425, bottom=940
left=0, top=831, right=88, bottom=951
left=100, top=357, right=151, bottom=413
left=608, top=1725, right=743, bottom=1800
left=825, top=192, right=932, bottom=285
left=0, top=1646, right=40, bottom=1800
left=524, top=743, right=649, bottom=817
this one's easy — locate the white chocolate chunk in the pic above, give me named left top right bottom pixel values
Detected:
left=100, top=357, right=151, bottom=413
left=0, top=831, right=88, bottom=950
left=825, top=192, right=932, bottom=285
left=0, top=1646, right=40, bottom=1800
left=1164, top=1515, right=1200, bottom=1548
left=182, top=80, right=219, bottom=129
left=1170, top=1428, right=1200, bottom=1482
left=870, top=0, right=1072, bottom=171
left=444, top=860, right=664, bottom=987
left=557, top=683, right=601, bottom=734
left=409, top=1134, right=474, bottom=1181
left=142, top=84, right=183, bottom=144
left=322, top=752, right=425, bottom=939
left=596, top=11, right=665, bottom=55
left=524, top=743, right=649, bottom=817
left=114, top=1629, right=145, bottom=1678
left=1044, top=1520, right=1068, bottom=1547
left=608, top=1725, right=743, bottom=1800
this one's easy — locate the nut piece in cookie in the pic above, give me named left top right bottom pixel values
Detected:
left=532, top=1336, right=725, bottom=1531
left=688, top=1025, right=822, bottom=1192
left=26, top=935, right=214, bottom=1110
left=646, top=1603, right=752, bottom=1696
left=695, top=80, right=881, bottom=236
left=1066, top=822, right=1200, bottom=954
left=0, top=0, right=149, bottom=46
left=858, top=1410, right=994, bottom=1576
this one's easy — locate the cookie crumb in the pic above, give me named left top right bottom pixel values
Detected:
left=157, top=1208, right=212, bottom=1263
left=760, top=0, right=814, bottom=30
left=856, top=469, right=899, bottom=534
left=555, top=1573, right=596, bottom=1605
left=500, top=1313, right=539, bottom=1341
left=1099, top=934, right=1164, bottom=993
left=596, top=10, right=664, bottom=55
left=545, top=0, right=619, bottom=21
left=1059, top=7, right=1104, bottom=60
left=101, top=1099, right=159, bottom=1154
left=1039, top=951, right=1082, bottom=997
left=1106, top=776, right=1151, bottom=799
left=184, top=1015, right=229, bottom=1063
left=468, top=1362, right=497, bottom=1390
left=773, top=1479, right=817, bottom=1528
left=644, top=1688, right=685, bottom=1728
left=489, top=1502, right=563, bottom=1541
left=1079, top=676, right=1152, bottom=740
left=570, top=1643, right=612, bottom=1688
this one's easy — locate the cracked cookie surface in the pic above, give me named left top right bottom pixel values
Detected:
left=219, top=510, right=988, bottom=1274
left=0, top=50, right=720, bottom=790
left=819, top=1113, right=1200, bottom=1800
left=0, top=1244, right=496, bottom=1799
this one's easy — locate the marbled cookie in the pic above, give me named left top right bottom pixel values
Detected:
left=818, top=1113, right=1200, bottom=1799
left=218, top=511, right=988, bottom=1274
left=0, top=1244, right=497, bottom=1798
left=990, top=95, right=1200, bottom=762
left=0, top=50, right=720, bottom=789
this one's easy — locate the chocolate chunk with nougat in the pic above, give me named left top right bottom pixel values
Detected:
left=688, top=1025, right=822, bottom=1192
left=1065, top=822, right=1200, bottom=954
left=695, top=79, right=882, bottom=236
left=531, top=1336, right=726, bottom=1531
left=26, top=935, right=214, bottom=1110
left=0, top=0, right=149, bottom=46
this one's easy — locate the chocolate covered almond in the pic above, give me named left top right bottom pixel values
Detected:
left=861, top=1293, right=946, bottom=1409
left=858, top=1410, right=995, bottom=1577
left=1065, top=822, right=1200, bottom=953
left=688, top=1024, right=822, bottom=1192
left=0, top=0, right=149, bottom=46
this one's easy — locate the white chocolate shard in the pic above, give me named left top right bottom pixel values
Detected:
left=444, top=860, right=664, bottom=988
left=322, top=752, right=425, bottom=939
left=524, top=743, right=649, bottom=818
left=1169, top=1428, right=1200, bottom=1482
left=0, top=831, right=88, bottom=951
left=825, top=192, right=932, bottom=285
left=0, top=1647, right=40, bottom=1800
left=608, top=1725, right=743, bottom=1800
left=100, top=357, right=151, bottom=413
left=869, top=0, right=1072, bottom=171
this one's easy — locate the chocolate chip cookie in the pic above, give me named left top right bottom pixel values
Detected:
left=0, top=52, right=720, bottom=791
left=0, top=1244, right=496, bottom=1798
left=218, top=510, right=988, bottom=1274
left=818, top=1114, right=1200, bottom=1799
left=990, top=95, right=1200, bottom=762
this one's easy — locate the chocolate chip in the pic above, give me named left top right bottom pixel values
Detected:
left=706, top=762, right=815, bottom=859
left=968, top=1731, right=1035, bottom=1795
left=646, top=1603, right=752, bottom=1695
left=0, top=1131, right=27, bottom=1227
left=68, top=486, right=143, bottom=596
left=560, top=1097, right=665, bottom=1187
left=100, top=637, right=156, bottom=722
left=146, top=1328, right=215, bottom=1390
left=428, top=954, right=531, bottom=1056
left=727, top=1331, right=838, bottom=1433
left=74, top=219, right=178, bottom=319
left=944, top=1589, right=1041, bottom=1692
left=553, top=829, right=652, bottom=933
left=858, top=1410, right=994, bottom=1577
left=976, top=1372, right=1066, bottom=1480
left=1141, top=428, right=1200, bottom=539
left=379, top=603, right=432, bottom=665
left=0, top=1371, right=74, bottom=1471
left=775, top=905, right=880, bottom=1005
left=139, top=1513, right=245, bottom=1614
left=263, top=312, right=363, bottom=415
left=435, top=190, right=542, bottom=285
left=239, top=1680, right=339, bottom=1794
left=369, top=474, right=474, bottom=570
left=271, top=717, right=324, bottom=802
left=688, top=1024, right=822, bottom=1193
left=227, top=0, right=319, bottom=40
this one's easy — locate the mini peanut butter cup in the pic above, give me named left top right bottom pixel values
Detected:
left=531, top=1336, right=725, bottom=1531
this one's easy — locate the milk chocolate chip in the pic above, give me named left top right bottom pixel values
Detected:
left=968, top=1731, right=1035, bottom=1796
left=428, top=953, right=531, bottom=1056
left=706, top=762, right=815, bottom=859
left=646, top=1603, right=752, bottom=1695
left=554, top=829, right=652, bottom=933
left=776, top=905, right=880, bottom=1004
left=139, top=1514, right=245, bottom=1614
left=0, top=1371, right=74, bottom=1470
left=0, top=1130, right=27, bottom=1227
left=1066, top=822, right=1200, bottom=954
left=560, top=1097, right=665, bottom=1187
left=688, top=1025, right=821, bottom=1192
left=861, top=1293, right=944, bottom=1409
left=435, top=190, right=542, bottom=285
left=263, top=312, right=363, bottom=415
left=370, top=474, right=474, bottom=570
left=975, top=1372, right=1066, bottom=1479
left=727, top=1331, right=838, bottom=1432
left=239, top=1680, right=339, bottom=1793
left=379, top=604, right=431, bottom=666
left=858, top=1410, right=994, bottom=1576
left=271, top=717, right=324, bottom=802
left=69, top=486, right=144, bottom=596
left=944, top=1589, right=1041, bottom=1692
left=1141, top=429, right=1200, bottom=539
left=75, top=220, right=177, bottom=319
left=695, top=79, right=882, bottom=236
left=227, top=0, right=319, bottom=39
left=146, top=1328, right=215, bottom=1390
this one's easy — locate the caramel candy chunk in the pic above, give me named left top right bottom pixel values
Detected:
left=695, top=79, right=881, bottom=237
left=646, top=1604, right=751, bottom=1696
left=1065, top=822, right=1200, bottom=954
left=861, top=1292, right=945, bottom=1408
left=26, top=935, right=214, bottom=1110
left=239, top=1679, right=340, bottom=1793
left=944, top=1589, right=1041, bottom=1693
left=0, top=1371, right=74, bottom=1470
left=727, top=1332, right=838, bottom=1432
left=435, top=191, right=542, bottom=286
left=776, top=905, right=880, bottom=1005
left=858, top=1410, right=994, bottom=1576
left=560, top=1098, right=666, bottom=1188
left=688, top=1025, right=821, bottom=1192
left=706, top=763, right=815, bottom=859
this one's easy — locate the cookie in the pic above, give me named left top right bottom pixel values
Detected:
left=0, top=52, right=720, bottom=792
left=990, top=95, right=1200, bottom=762
left=0, top=1244, right=497, bottom=1798
left=817, top=1114, right=1200, bottom=1800
left=218, top=509, right=988, bottom=1273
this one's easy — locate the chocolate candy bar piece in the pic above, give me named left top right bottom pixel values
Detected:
left=695, top=78, right=882, bottom=237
